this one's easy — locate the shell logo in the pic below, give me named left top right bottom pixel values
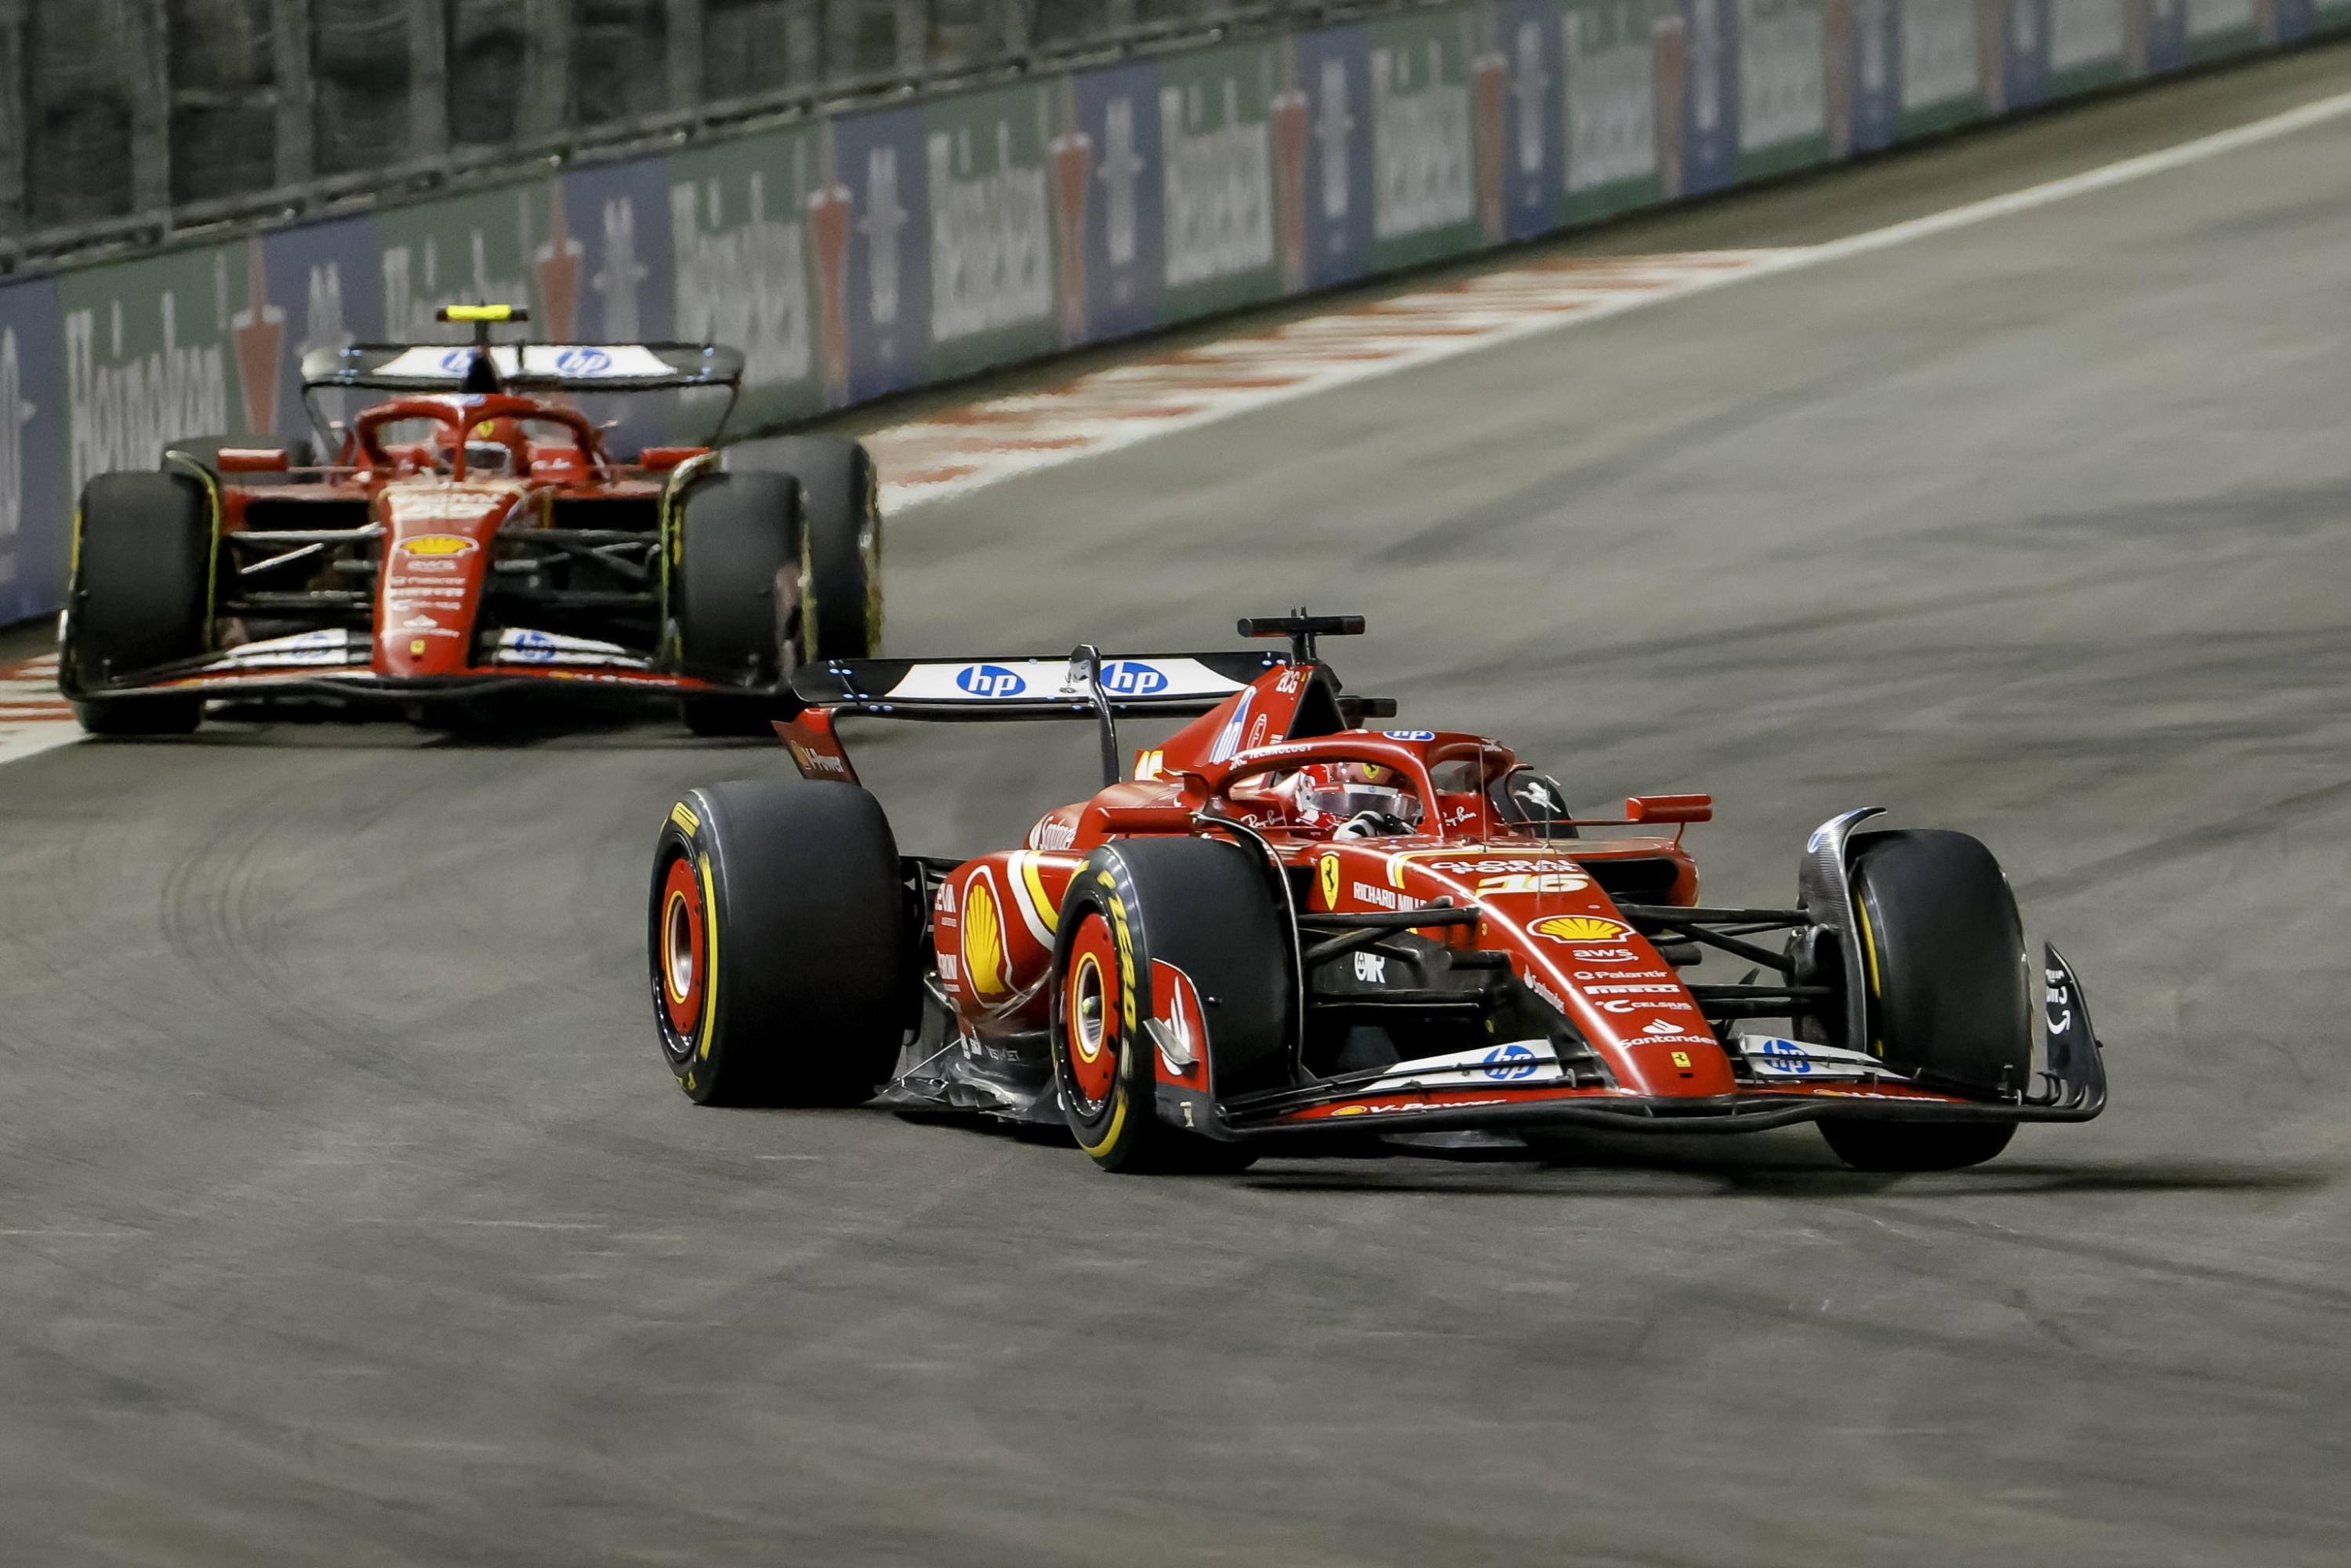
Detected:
left=1532, top=915, right=1634, bottom=945
left=399, top=535, right=477, bottom=556
left=1318, top=852, right=1341, bottom=909
left=962, top=876, right=1010, bottom=1000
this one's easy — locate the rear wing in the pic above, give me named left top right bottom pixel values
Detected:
left=791, top=650, right=1280, bottom=720
left=300, top=341, right=746, bottom=394
left=788, top=633, right=1391, bottom=789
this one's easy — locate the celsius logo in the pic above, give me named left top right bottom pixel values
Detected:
left=1480, top=1043, right=1540, bottom=1080
left=956, top=664, right=1027, bottom=697
left=1100, top=661, right=1168, bottom=696
left=555, top=347, right=612, bottom=375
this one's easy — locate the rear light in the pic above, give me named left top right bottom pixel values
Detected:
left=638, top=446, right=710, bottom=471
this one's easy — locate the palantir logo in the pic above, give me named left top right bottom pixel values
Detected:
left=956, top=663, right=1027, bottom=697
left=1101, top=660, right=1169, bottom=696
left=1480, top=1043, right=1540, bottom=1081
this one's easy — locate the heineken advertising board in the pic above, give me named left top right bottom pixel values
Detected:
left=0, top=0, right=2342, bottom=622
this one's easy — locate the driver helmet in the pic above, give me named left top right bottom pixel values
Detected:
left=1286, top=761, right=1424, bottom=832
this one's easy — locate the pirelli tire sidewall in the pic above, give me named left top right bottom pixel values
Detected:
left=648, top=779, right=909, bottom=1107
left=1050, top=851, right=1157, bottom=1166
left=1050, top=838, right=1292, bottom=1171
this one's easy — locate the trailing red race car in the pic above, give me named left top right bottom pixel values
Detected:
left=58, top=304, right=880, bottom=735
left=648, top=615, right=2105, bottom=1173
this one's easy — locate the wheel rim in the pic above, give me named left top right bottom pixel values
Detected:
left=1062, top=913, right=1120, bottom=1112
left=659, top=855, right=706, bottom=1037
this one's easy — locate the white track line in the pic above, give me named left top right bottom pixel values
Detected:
left=871, top=85, right=2351, bottom=514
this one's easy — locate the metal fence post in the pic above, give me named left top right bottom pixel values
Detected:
left=409, top=0, right=448, bottom=160
left=271, top=0, right=315, bottom=187
left=129, top=0, right=172, bottom=220
left=668, top=0, right=705, bottom=111
left=521, top=0, right=572, bottom=140
left=0, top=0, right=24, bottom=238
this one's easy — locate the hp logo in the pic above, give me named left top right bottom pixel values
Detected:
left=956, top=664, right=1027, bottom=698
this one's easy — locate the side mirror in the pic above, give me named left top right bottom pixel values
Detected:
left=1626, top=793, right=1713, bottom=824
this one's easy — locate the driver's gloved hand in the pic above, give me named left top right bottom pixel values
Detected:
left=1333, top=810, right=1414, bottom=840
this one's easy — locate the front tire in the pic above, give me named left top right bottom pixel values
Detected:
left=1818, top=828, right=2030, bottom=1171
left=757, top=436, right=881, bottom=661
left=1819, top=1120, right=2015, bottom=1172
left=648, top=780, right=910, bottom=1105
left=1050, top=837, right=1293, bottom=1173
left=62, top=470, right=213, bottom=734
left=671, top=469, right=798, bottom=691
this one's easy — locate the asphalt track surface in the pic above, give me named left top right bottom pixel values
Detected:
left=6, top=50, right=2351, bottom=1567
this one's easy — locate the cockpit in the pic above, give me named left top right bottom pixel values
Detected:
left=1225, top=749, right=1579, bottom=840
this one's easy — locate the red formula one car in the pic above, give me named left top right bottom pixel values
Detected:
left=59, top=305, right=879, bottom=734
left=648, top=616, right=2105, bottom=1173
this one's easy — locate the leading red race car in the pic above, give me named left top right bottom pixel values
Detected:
left=59, top=305, right=879, bottom=734
left=646, top=615, right=2105, bottom=1173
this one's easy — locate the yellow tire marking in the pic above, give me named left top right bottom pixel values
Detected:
left=695, top=851, right=720, bottom=1062
left=670, top=800, right=700, bottom=834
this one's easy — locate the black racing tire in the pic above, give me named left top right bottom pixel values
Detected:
left=754, top=437, right=881, bottom=661
left=162, top=435, right=316, bottom=485
left=71, top=697, right=205, bottom=735
left=1050, top=837, right=1293, bottom=1174
left=1816, top=828, right=2030, bottom=1172
left=62, top=470, right=212, bottom=734
left=649, top=779, right=910, bottom=1106
left=679, top=697, right=789, bottom=738
left=1819, top=1119, right=2015, bottom=1172
left=671, top=469, right=797, bottom=690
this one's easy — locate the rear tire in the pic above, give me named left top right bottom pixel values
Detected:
left=750, top=437, right=881, bottom=660
left=62, top=470, right=213, bottom=734
left=1819, top=1120, right=2015, bottom=1172
left=648, top=780, right=909, bottom=1106
left=1050, top=837, right=1292, bottom=1173
left=671, top=470, right=797, bottom=690
left=1817, top=828, right=2030, bottom=1172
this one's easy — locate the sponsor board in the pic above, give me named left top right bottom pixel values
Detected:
left=0, top=0, right=2300, bottom=635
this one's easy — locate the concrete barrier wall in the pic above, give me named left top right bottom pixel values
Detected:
left=3, top=0, right=2346, bottom=623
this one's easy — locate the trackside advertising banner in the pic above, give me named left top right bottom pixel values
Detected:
left=0, top=2, right=2343, bottom=622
